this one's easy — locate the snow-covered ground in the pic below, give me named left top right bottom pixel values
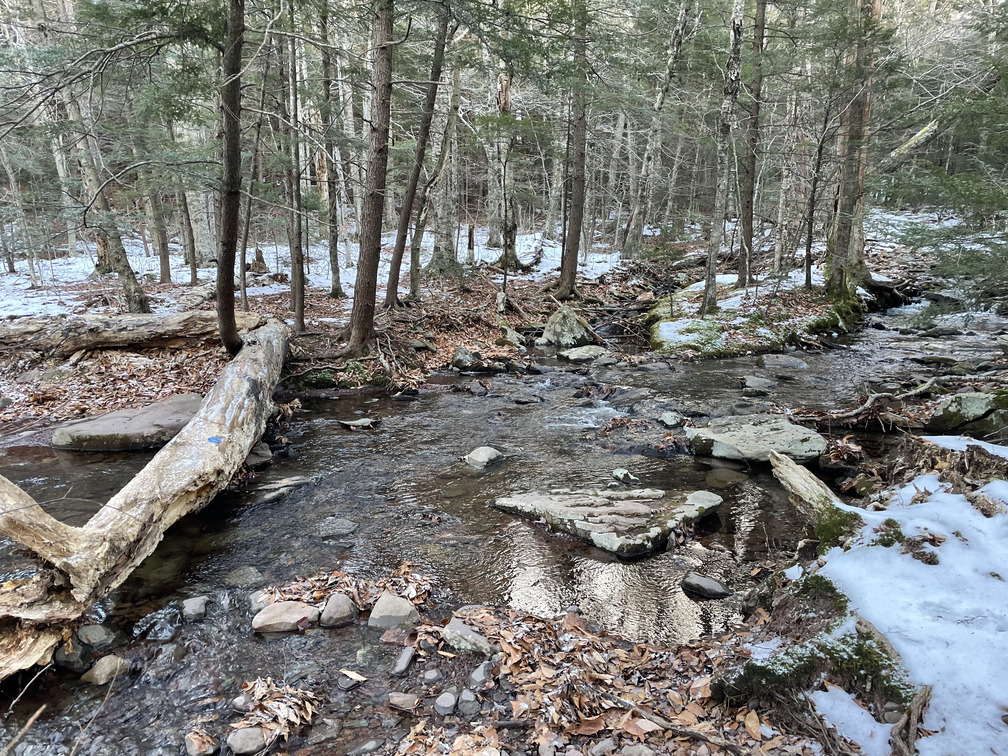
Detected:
left=814, top=435, right=1008, bottom=755
left=0, top=226, right=624, bottom=320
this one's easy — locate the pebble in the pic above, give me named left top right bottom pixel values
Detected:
left=423, top=669, right=443, bottom=685
left=620, top=746, right=656, bottom=756
left=391, top=647, right=415, bottom=677
left=468, top=661, right=493, bottom=689
left=590, top=738, right=617, bottom=756
left=457, top=689, right=481, bottom=716
left=231, top=693, right=254, bottom=713
left=226, top=727, right=266, bottom=755
left=183, top=731, right=217, bottom=756
left=320, top=593, right=359, bottom=628
left=434, top=691, right=456, bottom=716
left=251, top=601, right=320, bottom=633
left=81, top=654, right=130, bottom=685
left=77, top=624, right=116, bottom=650
left=347, top=738, right=384, bottom=755
left=388, top=692, right=418, bottom=712
left=181, top=596, right=210, bottom=622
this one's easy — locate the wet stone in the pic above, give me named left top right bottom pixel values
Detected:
left=457, top=689, right=481, bottom=717
left=657, top=411, right=684, bottom=428
left=434, top=691, right=456, bottom=716
left=248, top=590, right=270, bottom=613
left=77, top=624, right=116, bottom=649
left=380, top=627, right=411, bottom=644
left=337, top=673, right=363, bottom=691
left=464, top=446, right=503, bottom=469
left=705, top=468, right=749, bottom=489
left=81, top=654, right=130, bottom=685
left=133, top=607, right=181, bottom=642
left=319, top=517, right=358, bottom=539
left=54, top=642, right=92, bottom=673
left=320, top=593, right=359, bottom=628
left=244, top=441, right=273, bottom=468
left=224, top=565, right=264, bottom=588
left=251, top=600, right=320, bottom=633
left=681, top=571, right=732, bottom=599
left=181, top=596, right=210, bottom=622
left=226, top=727, right=266, bottom=756
left=391, top=646, right=415, bottom=677
left=756, top=353, right=808, bottom=370
left=51, top=393, right=203, bottom=451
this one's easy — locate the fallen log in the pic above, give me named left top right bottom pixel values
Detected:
left=0, top=310, right=265, bottom=358
left=0, top=320, right=289, bottom=681
left=769, top=450, right=844, bottom=524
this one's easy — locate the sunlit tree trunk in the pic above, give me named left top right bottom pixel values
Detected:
left=737, top=0, right=765, bottom=287
left=320, top=10, right=345, bottom=300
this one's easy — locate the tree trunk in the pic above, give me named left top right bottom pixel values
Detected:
left=424, top=65, right=463, bottom=285
left=338, top=55, right=364, bottom=258
left=384, top=6, right=451, bottom=307
left=344, top=0, right=394, bottom=354
left=319, top=10, right=345, bottom=300
left=544, top=119, right=565, bottom=240
left=555, top=0, right=589, bottom=300
left=622, top=1, right=691, bottom=256
left=49, top=125, right=77, bottom=258
left=700, top=0, right=744, bottom=317
left=285, top=1, right=306, bottom=333
left=737, top=0, right=765, bottom=287
left=177, top=187, right=199, bottom=285
left=0, top=321, right=289, bottom=682
left=216, top=0, right=245, bottom=357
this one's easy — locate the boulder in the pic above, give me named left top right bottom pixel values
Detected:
left=452, top=346, right=477, bottom=369
left=559, top=345, right=608, bottom=362
left=441, top=616, right=494, bottom=657
left=686, top=414, right=827, bottom=463
left=681, top=571, right=732, bottom=599
left=540, top=306, right=592, bottom=348
left=368, top=591, right=419, bottom=630
left=52, top=393, right=204, bottom=451
left=227, top=727, right=267, bottom=756
left=464, top=446, right=503, bottom=469
left=494, top=488, right=722, bottom=558
left=926, top=392, right=1006, bottom=432
left=320, top=593, right=359, bottom=628
left=81, top=654, right=130, bottom=685
left=251, top=601, right=320, bottom=633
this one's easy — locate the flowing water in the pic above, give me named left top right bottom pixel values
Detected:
left=0, top=305, right=1002, bottom=755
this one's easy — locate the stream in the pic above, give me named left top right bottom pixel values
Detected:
left=0, top=301, right=1003, bottom=756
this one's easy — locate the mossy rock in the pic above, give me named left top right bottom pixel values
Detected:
left=815, top=504, right=863, bottom=555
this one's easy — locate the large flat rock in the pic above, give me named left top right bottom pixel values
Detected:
left=685, top=414, right=827, bottom=463
left=52, top=393, right=204, bottom=451
left=494, top=487, right=722, bottom=557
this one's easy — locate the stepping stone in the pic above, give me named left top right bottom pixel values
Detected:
left=686, top=414, right=827, bottom=463
left=52, top=393, right=203, bottom=451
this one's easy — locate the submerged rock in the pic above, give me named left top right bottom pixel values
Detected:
left=686, top=414, right=827, bottom=463
left=756, top=353, right=808, bottom=370
left=52, top=393, right=203, bottom=451
left=495, top=487, right=722, bottom=557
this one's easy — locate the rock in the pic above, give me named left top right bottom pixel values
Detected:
left=244, top=441, right=272, bottom=468
left=468, top=380, right=489, bottom=397
left=181, top=596, right=210, bottom=622
left=743, top=375, right=777, bottom=390
left=81, top=654, right=130, bottom=685
left=590, top=739, right=617, bottom=756
left=468, top=660, right=493, bottom=689
left=441, top=616, right=495, bottom=657
left=686, top=414, right=827, bottom=463
left=251, top=601, right=320, bottom=633
left=51, top=393, right=204, bottom=451
left=657, top=411, right=684, bottom=428
left=391, top=646, right=415, bottom=677
left=248, top=590, right=270, bottom=613
left=636, top=361, right=671, bottom=373
left=612, top=468, right=639, bottom=484
left=620, top=746, right=655, bottom=756
left=998, top=335, right=1008, bottom=356
left=226, top=727, right=267, bottom=756
left=319, top=517, right=359, bottom=539
left=541, top=306, right=592, bottom=348
left=320, top=593, right=359, bottom=628
left=307, top=718, right=343, bottom=745
left=184, top=731, right=218, bottom=756
left=54, top=642, right=92, bottom=673
left=337, top=672, right=363, bottom=691
left=423, top=669, right=443, bottom=685
left=224, top=565, right=264, bottom=587
left=705, top=468, right=749, bottom=489
left=409, top=339, right=437, bottom=352
left=381, top=627, right=411, bottom=644
left=231, top=693, right=254, bottom=713
left=756, top=353, right=807, bottom=370
left=926, top=392, right=1002, bottom=431
left=457, top=689, right=481, bottom=717
left=347, top=738, right=384, bottom=755
left=464, top=446, right=503, bottom=469
left=559, top=345, right=608, bottom=362
left=499, top=324, right=525, bottom=347
left=452, top=346, right=477, bottom=369
left=389, top=692, right=419, bottom=712
left=434, top=691, right=456, bottom=716
left=338, top=417, right=380, bottom=429
left=681, top=571, right=731, bottom=599
left=495, top=487, right=722, bottom=557
left=77, top=624, right=116, bottom=650
left=595, top=355, right=618, bottom=367
left=608, top=387, right=655, bottom=411
left=368, top=591, right=419, bottom=630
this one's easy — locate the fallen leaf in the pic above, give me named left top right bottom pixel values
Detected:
left=745, top=709, right=762, bottom=741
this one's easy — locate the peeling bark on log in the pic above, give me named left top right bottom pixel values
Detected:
left=769, top=450, right=843, bottom=525
left=0, top=320, right=289, bottom=681
left=0, top=311, right=265, bottom=358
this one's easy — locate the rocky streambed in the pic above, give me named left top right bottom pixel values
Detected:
left=0, top=295, right=1006, bottom=755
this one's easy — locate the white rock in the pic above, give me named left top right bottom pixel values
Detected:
left=464, top=446, right=503, bottom=469
left=227, top=727, right=267, bottom=755
left=81, top=654, right=130, bottom=685
left=182, top=596, right=210, bottom=622
left=320, top=593, right=359, bottom=628
left=251, top=600, right=320, bottom=633
left=368, top=590, right=419, bottom=630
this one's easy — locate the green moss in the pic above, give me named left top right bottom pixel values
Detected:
left=815, top=505, right=863, bottom=554
left=822, top=635, right=914, bottom=707
left=796, top=574, right=849, bottom=612
left=873, top=518, right=905, bottom=548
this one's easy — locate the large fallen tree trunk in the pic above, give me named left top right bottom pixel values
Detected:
left=769, top=450, right=843, bottom=524
left=0, top=320, right=289, bottom=681
left=0, top=310, right=265, bottom=358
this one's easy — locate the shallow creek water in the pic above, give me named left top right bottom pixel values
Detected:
left=0, top=306, right=1002, bottom=755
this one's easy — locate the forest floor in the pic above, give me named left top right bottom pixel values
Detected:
left=1, top=212, right=1007, bottom=756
